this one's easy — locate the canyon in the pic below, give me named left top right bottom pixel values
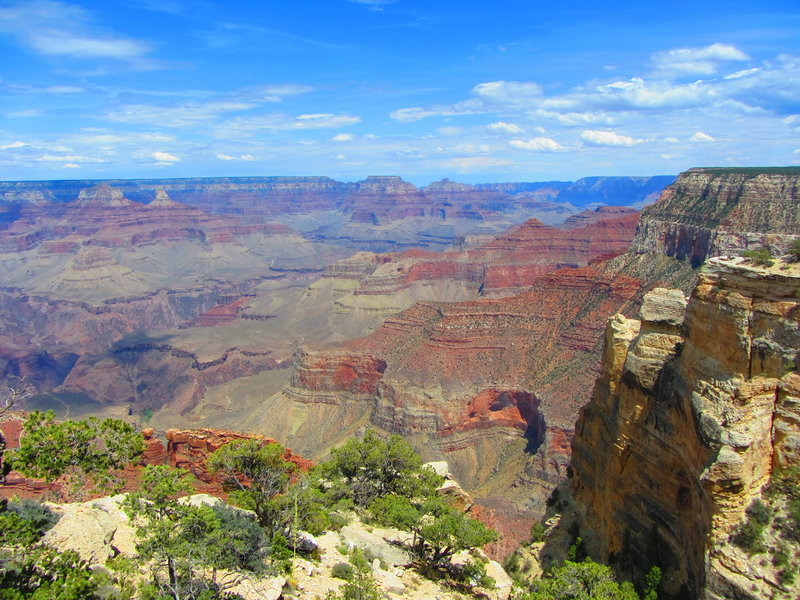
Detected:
left=1, top=168, right=798, bottom=599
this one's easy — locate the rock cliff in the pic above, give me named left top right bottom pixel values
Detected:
left=568, top=259, right=800, bottom=599
left=631, top=167, right=800, bottom=266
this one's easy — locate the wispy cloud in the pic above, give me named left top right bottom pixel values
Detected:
left=652, top=43, right=749, bottom=76
left=104, top=101, right=256, bottom=126
left=0, top=0, right=155, bottom=65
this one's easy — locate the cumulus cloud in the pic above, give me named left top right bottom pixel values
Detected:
left=487, top=121, right=523, bottom=134
left=0, top=141, right=28, bottom=150
left=580, top=130, right=644, bottom=146
left=152, top=151, right=180, bottom=162
left=331, top=133, right=355, bottom=142
left=690, top=131, right=715, bottom=142
left=652, top=43, right=749, bottom=76
left=509, top=137, right=566, bottom=152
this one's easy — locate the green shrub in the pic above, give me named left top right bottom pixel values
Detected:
left=515, top=559, right=639, bottom=600
left=788, top=239, right=800, bottom=262
left=0, top=546, right=114, bottom=600
left=742, top=247, right=775, bottom=267
left=0, top=499, right=59, bottom=547
left=731, top=499, right=773, bottom=554
left=454, top=558, right=495, bottom=589
left=530, top=521, right=546, bottom=543
left=331, top=562, right=354, bottom=581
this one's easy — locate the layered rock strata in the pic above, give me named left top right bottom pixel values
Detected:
left=569, top=260, right=800, bottom=599
left=631, top=167, right=800, bottom=266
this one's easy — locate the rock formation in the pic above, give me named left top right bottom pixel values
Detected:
left=165, top=427, right=313, bottom=483
left=568, top=259, right=800, bottom=599
left=631, top=167, right=800, bottom=266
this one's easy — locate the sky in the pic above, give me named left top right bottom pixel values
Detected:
left=0, top=0, right=799, bottom=185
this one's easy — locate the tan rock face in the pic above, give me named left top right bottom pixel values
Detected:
left=569, top=259, right=800, bottom=599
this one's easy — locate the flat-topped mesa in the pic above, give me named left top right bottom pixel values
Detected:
left=354, top=175, right=419, bottom=194
left=568, top=259, right=800, bottom=599
left=631, top=167, right=800, bottom=266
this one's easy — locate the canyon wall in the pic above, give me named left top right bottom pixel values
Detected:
left=568, top=259, right=800, bottom=599
left=631, top=167, right=800, bottom=266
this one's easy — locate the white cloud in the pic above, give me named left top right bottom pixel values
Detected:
left=472, top=80, right=543, bottom=105
left=690, top=131, right=715, bottom=142
left=487, top=121, right=523, bottom=134
left=152, top=151, right=180, bottom=162
left=43, top=85, right=85, bottom=93
left=0, top=0, right=153, bottom=63
left=652, top=43, right=749, bottom=76
left=509, top=137, right=566, bottom=152
left=581, top=130, right=644, bottom=146
left=725, top=68, right=761, bottom=80
left=62, top=162, right=81, bottom=168
left=248, top=84, right=314, bottom=102
left=30, top=35, right=150, bottom=59
left=105, top=101, right=255, bottom=127
left=445, top=156, right=513, bottom=171
left=241, top=154, right=255, bottom=161
left=437, top=126, right=463, bottom=136
left=220, top=113, right=360, bottom=136
left=389, top=100, right=483, bottom=122
left=331, top=133, right=355, bottom=142
left=36, top=153, right=107, bottom=163
left=0, top=141, right=28, bottom=150
left=216, top=153, right=235, bottom=160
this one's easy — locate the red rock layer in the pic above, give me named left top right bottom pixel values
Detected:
left=165, top=428, right=313, bottom=483
left=325, top=207, right=639, bottom=296
left=0, top=187, right=291, bottom=253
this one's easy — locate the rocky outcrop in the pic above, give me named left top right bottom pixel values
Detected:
left=165, top=428, right=313, bottom=483
left=568, top=260, right=800, bottom=599
left=631, top=168, right=800, bottom=266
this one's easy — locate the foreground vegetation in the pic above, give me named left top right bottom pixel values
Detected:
left=0, top=413, right=499, bottom=599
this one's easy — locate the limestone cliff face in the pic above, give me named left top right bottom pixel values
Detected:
left=569, top=260, right=800, bottom=599
left=631, top=168, right=800, bottom=266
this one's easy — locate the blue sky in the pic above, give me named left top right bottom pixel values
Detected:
left=0, top=0, right=798, bottom=184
